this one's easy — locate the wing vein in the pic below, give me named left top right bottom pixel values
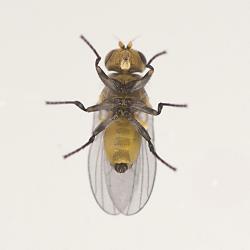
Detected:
left=145, top=140, right=151, bottom=196
left=94, top=135, right=102, bottom=194
left=139, top=141, right=144, bottom=208
left=100, top=139, right=104, bottom=207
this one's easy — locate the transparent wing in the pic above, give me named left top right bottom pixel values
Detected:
left=118, top=113, right=157, bottom=215
left=88, top=111, right=156, bottom=215
left=88, top=111, right=120, bottom=215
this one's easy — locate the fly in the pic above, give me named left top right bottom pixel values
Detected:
left=46, top=35, right=187, bottom=215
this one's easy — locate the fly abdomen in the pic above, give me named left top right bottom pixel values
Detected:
left=114, top=163, right=128, bottom=173
left=103, top=118, right=141, bottom=169
left=115, top=127, right=130, bottom=134
left=113, top=149, right=130, bottom=162
left=114, top=137, right=130, bottom=147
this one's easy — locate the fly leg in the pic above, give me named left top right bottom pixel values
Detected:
left=131, top=102, right=187, bottom=116
left=80, top=35, right=121, bottom=92
left=46, top=101, right=114, bottom=112
left=125, top=68, right=154, bottom=92
left=147, top=51, right=167, bottom=67
left=125, top=51, right=167, bottom=92
left=128, top=117, right=177, bottom=171
left=63, top=115, right=117, bottom=159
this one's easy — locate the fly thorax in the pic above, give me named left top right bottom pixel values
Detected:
left=112, top=97, right=133, bottom=106
left=116, top=108, right=131, bottom=118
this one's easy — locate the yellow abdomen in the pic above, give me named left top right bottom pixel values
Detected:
left=104, top=118, right=141, bottom=167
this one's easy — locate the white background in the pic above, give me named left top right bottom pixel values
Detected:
left=0, top=0, right=249, bottom=249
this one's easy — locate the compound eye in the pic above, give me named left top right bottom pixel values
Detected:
left=138, top=51, right=147, bottom=66
left=104, top=50, right=115, bottom=66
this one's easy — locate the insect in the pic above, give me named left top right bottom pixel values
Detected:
left=46, top=35, right=187, bottom=215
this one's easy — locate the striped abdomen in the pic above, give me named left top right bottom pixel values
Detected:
left=104, top=118, right=141, bottom=168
